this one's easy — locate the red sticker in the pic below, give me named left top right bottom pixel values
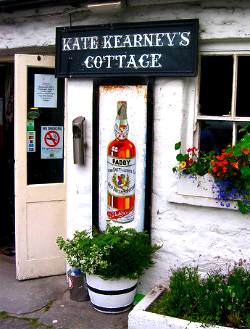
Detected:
left=44, top=130, right=60, bottom=147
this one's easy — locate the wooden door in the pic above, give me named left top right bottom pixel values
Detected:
left=15, top=54, right=66, bottom=279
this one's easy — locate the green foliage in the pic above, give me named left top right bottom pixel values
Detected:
left=238, top=200, right=250, bottom=214
left=0, top=311, right=8, bottom=319
left=57, top=226, right=161, bottom=280
left=176, top=153, right=188, bottom=162
left=150, top=266, right=250, bottom=328
left=175, top=141, right=181, bottom=150
left=166, top=267, right=201, bottom=318
left=240, top=166, right=250, bottom=177
left=173, top=146, right=211, bottom=177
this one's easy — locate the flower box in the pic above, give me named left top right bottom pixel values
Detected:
left=177, top=173, right=215, bottom=198
left=168, top=173, right=238, bottom=211
left=176, top=173, right=238, bottom=210
left=172, top=130, right=250, bottom=214
left=128, top=285, right=233, bottom=329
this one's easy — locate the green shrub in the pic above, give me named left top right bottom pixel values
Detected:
left=57, top=226, right=160, bottom=280
left=149, top=266, right=250, bottom=328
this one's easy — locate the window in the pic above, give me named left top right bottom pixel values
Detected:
left=168, top=51, right=250, bottom=209
left=197, top=54, right=250, bottom=153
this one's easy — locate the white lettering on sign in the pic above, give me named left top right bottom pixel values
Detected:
left=72, top=38, right=80, bottom=50
left=180, top=31, right=191, bottom=46
left=62, top=31, right=191, bottom=51
left=62, top=36, right=99, bottom=50
left=166, top=32, right=177, bottom=46
left=83, top=53, right=162, bottom=70
left=59, top=23, right=196, bottom=75
left=155, top=33, right=164, bottom=47
left=103, top=35, right=112, bottom=49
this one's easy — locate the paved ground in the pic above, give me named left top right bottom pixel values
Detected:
left=0, top=254, right=129, bottom=329
left=0, top=315, right=49, bottom=329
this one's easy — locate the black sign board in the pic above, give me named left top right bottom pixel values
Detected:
left=56, top=19, right=199, bottom=78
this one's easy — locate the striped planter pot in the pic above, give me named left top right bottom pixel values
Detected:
left=86, top=274, right=138, bottom=314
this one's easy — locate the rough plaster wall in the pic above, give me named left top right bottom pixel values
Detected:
left=2, top=0, right=250, bottom=292
left=2, top=1, right=250, bottom=52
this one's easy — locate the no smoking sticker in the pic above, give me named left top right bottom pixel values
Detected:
left=44, top=130, right=60, bottom=147
left=41, top=126, right=63, bottom=159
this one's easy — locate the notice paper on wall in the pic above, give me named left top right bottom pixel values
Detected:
left=41, top=126, right=63, bottom=159
left=34, top=74, right=57, bottom=108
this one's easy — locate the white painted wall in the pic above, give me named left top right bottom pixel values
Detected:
left=1, top=0, right=250, bottom=293
left=65, top=79, right=93, bottom=237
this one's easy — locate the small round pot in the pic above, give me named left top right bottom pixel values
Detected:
left=86, top=273, right=137, bottom=314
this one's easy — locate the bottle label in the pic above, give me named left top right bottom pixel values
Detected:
left=107, top=208, right=135, bottom=223
left=107, top=156, right=136, bottom=197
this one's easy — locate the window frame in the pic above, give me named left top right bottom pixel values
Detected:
left=194, top=51, right=250, bottom=150
left=168, top=43, right=250, bottom=211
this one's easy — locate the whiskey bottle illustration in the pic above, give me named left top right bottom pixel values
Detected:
left=107, top=101, right=136, bottom=223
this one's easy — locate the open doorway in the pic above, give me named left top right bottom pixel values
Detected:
left=1, top=55, right=66, bottom=279
left=0, top=62, right=15, bottom=257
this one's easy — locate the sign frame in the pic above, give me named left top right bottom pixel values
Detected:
left=92, top=77, right=154, bottom=234
left=56, top=19, right=199, bottom=78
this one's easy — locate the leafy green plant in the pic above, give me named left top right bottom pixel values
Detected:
left=57, top=226, right=160, bottom=280
left=173, top=144, right=211, bottom=177
left=150, top=265, right=250, bottom=328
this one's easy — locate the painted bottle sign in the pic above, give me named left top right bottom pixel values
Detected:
left=107, top=101, right=136, bottom=223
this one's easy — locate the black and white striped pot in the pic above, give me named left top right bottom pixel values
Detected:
left=86, top=274, right=137, bottom=314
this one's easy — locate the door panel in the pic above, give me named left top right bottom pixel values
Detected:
left=15, top=54, right=66, bottom=280
left=26, top=201, right=65, bottom=259
left=26, top=184, right=66, bottom=202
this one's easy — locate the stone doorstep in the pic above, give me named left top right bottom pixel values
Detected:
left=128, top=285, right=233, bottom=329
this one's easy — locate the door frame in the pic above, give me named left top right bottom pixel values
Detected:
left=14, top=54, right=66, bottom=279
left=92, top=78, right=154, bottom=234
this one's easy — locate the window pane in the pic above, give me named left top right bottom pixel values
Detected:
left=27, top=67, right=64, bottom=185
left=199, top=56, right=233, bottom=116
left=199, top=120, right=233, bottom=153
left=236, top=56, right=250, bottom=117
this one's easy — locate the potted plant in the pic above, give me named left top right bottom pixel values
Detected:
left=173, top=127, right=250, bottom=214
left=129, top=263, right=250, bottom=329
left=57, top=226, right=160, bottom=313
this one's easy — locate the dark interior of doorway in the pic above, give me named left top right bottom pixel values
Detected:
left=0, top=63, right=15, bottom=256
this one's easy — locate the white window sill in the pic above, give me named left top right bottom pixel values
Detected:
left=168, top=174, right=238, bottom=211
